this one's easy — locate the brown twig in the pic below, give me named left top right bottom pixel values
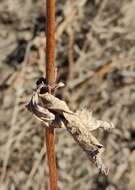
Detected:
left=45, top=0, right=57, bottom=190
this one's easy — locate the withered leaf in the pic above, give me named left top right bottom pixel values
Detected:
left=26, top=83, right=113, bottom=174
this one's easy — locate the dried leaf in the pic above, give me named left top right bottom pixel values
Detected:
left=26, top=83, right=114, bottom=174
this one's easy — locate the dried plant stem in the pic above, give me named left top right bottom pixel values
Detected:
left=45, top=128, right=57, bottom=190
left=45, top=0, right=57, bottom=190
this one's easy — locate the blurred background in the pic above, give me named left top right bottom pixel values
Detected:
left=0, top=0, right=135, bottom=189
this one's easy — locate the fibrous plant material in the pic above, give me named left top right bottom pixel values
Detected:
left=27, top=79, right=114, bottom=175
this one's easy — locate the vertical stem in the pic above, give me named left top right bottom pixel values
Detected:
left=45, top=128, right=57, bottom=190
left=45, top=0, right=57, bottom=190
left=46, top=0, right=56, bottom=87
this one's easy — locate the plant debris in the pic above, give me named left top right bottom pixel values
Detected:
left=27, top=81, right=114, bottom=175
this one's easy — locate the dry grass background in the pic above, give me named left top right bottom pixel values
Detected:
left=0, top=0, right=135, bottom=189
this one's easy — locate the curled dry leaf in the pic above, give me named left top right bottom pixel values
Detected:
left=26, top=82, right=114, bottom=175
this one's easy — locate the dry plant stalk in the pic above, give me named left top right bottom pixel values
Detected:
left=27, top=0, right=114, bottom=187
left=27, top=81, right=114, bottom=175
left=45, top=0, right=57, bottom=189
